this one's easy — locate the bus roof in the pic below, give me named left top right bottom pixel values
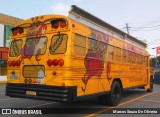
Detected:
left=15, top=15, right=70, bottom=27
left=69, top=5, right=147, bottom=47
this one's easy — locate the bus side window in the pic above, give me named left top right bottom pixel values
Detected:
left=127, top=51, right=132, bottom=63
left=132, top=52, right=136, bottom=64
left=140, top=55, right=143, bottom=65
left=107, top=45, right=114, bottom=61
left=74, top=34, right=86, bottom=56
left=137, top=54, right=143, bottom=65
left=144, top=56, right=148, bottom=66
left=115, top=47, right=121, bottom=62
left=122, top=49, right=127, bottom=62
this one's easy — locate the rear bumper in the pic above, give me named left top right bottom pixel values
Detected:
left=5, top=83, right=77, bottom=102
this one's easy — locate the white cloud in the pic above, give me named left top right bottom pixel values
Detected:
left=50, top=2, right=70, bottom=16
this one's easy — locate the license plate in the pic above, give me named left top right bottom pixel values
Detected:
left=26, top=91, right=36, bottom=95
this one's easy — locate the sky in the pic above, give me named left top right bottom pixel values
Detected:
left=0, top=0, right=160, bottom=56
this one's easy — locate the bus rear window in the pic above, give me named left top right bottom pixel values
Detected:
left=23, top=65, right=45, bottom=78
left=24, top=37, right=47, bottom=56
left=9, top=39, right=22, bottom=57
left=50, top=34, right=68, bottom=54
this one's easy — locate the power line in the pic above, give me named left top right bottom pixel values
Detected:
left=131, top=25, right=160, bottom=29
left=130, top=27, right=160, bottom=31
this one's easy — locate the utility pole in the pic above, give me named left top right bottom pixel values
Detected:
left=126, top=23, right=130, bottom=34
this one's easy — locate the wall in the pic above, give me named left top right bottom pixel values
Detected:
left=0, top=24, right=4, bottom=47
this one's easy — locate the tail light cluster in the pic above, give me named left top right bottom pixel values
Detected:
left=11, top=71, right=15, bottom=74
left=47, top=59, right=64, bottom=67
left=8, top=60, right=21, bottom=67
left=51, top=19, right=67, bottom=29
left=11, top=27, right=24, bottom=35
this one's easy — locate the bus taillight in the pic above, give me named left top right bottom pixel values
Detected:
left=58, top=59, right=64, bottom=66
left=12, top=27, right=24, bottom=35
left=12, top=28, right=19, bottom=35
left=51, top=19, right=67, bottom=29
left=52, top=71, right=56, bottom=75
left=15, top=60, right=21, bottom=66
left=11, top=61, right=16, bottom=67
left=11, top=71, right=15, bottom=74
left=60, top=20, right=66, bottom=28
left=51, top=20, right=59, bottom=29
left=47, top=59, right=53, bottom=66
left=19, top=28, right=24, bottom=34
left=53, top=59, right=58, bottom=66
left=8, top=61, right=12, bottom=67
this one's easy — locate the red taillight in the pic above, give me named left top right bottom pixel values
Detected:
left=11, top=61, right=16, bottom=67
left=8, top=61, right=12, bottom=67
left=52, top=71, right=56, bottom=75
left=12, top=29, right=19, bottom=35
left=12, top=27, right=24, bottom=35
left=19, top=28, right=24, bottom=34
left=52, top=59, right=58, bottom=66
left=51, top=21, right=59, bottom=29
left=15, top=60, right=21, bottom=66
left=58, top=59, right=64, bottom=66
left=60, top=20, right=66, bottom=28
left=11, top=71, right=15, bottom=74
left=47, top=59, right=53, bottom=66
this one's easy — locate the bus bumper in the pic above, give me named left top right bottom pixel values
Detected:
left=5, top=83, right=77, bottom=103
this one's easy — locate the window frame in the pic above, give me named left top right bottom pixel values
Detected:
left=23, top=65, right=45, bottom=78
left=115, top=47, right=121, bottom=62
left=9, top=39, right=23, bottom=57
left=74, top=33, right=86, bottom=56
left=107, top=44, right=115, bottom=61
left=50, top=34, right=68, bottom=54
left=24, top=36, right=48, bottom=56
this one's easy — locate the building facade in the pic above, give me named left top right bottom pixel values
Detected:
left=0, top=13, right=23, bottom=80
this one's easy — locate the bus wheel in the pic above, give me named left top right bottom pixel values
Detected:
left=147, top=77, right=153, bottom=92
left=98, top=81, right=122, bottom=106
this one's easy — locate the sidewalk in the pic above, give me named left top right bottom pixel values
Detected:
left=0, top=76, right=7, bottom=84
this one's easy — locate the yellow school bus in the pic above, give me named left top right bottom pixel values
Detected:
left=6, top=5, right=153, bottom=106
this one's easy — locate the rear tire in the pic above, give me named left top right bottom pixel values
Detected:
left=147, top=77, right=153, bottom=92
left=98, top=81, right=122, bottom=106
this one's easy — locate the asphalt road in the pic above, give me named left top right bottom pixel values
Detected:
left=0, top=84, right=160, bottom=117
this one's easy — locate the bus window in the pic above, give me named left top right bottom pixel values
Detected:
left=9, top=39, right=22, bottom=57
left=140, top=55, right=143, bottom=65
left=137, top=54, right=143, bottom=65
left=23, top=65, right=45, bottom=78
left=144, top=56, right=148, bottom=66
left=74, top=34, right=86, bottom=56
left=127, top=51, right=132, bottom=63
left=108, top=45, right=114, bottom=61
left=50, top=34, right=68, bottom=54
left=115, top=47, right=121, bottom=62
left=122, top=49, right=127, bottom=62
left=25, top=37, right=47, bottom=56
left=132, top=52, right=136, bottom=64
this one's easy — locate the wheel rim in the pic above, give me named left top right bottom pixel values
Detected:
left=113, top=85, right=120, bottom=103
